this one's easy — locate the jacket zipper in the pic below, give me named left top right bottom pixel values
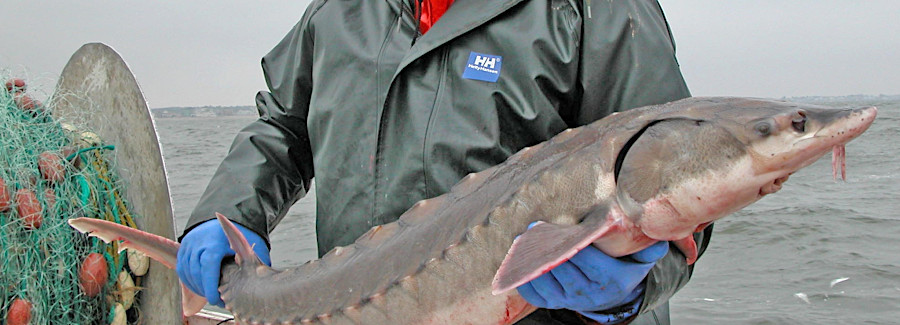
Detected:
left=411, top=0, right=423, bottom=45
left=374, top=0, right=417, bottom=223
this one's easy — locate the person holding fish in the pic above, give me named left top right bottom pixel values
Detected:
left=177, top=0, right=712, bottom=324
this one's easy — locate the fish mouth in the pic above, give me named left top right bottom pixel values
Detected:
left=759, top=174, right=790, bottom=197
left=758, top=142, right=850, bottom=198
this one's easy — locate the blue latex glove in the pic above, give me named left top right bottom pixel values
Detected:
left=517, top=240, right=669, bottom=324
left=177, top=219, right=272, bottom=307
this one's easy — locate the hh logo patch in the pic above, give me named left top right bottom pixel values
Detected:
left=462, top=52, right=502, bottom=82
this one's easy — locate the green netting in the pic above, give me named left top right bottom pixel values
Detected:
left=1, top=76, right=145, bottom=324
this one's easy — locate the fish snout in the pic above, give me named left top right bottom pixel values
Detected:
left=817, top=105, right=877, bottom=147
left=852, top=106, right=878, bottom=131
left=819, top=106, right=877, bottom=136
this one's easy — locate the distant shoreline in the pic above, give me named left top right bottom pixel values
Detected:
left=785, top=94, right=900, bottom=104
left=150, top=105, right=256, bottom=118
left=150, top=94, right=900, bottom=119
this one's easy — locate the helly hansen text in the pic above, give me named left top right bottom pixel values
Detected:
left=463, top=52, right=502, bottom=82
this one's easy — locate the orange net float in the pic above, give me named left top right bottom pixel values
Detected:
left=5, top=298, right=33, bottom=325
left=5, top=78, right=26, bottom=93
left=38, top=151, right=66, bottom=183
left=78, top=252, right=109, bottom=298
left=14, top=188, right=42, bottom=230
left=0, top=177, right=10, bottom=212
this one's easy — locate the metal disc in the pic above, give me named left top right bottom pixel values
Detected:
left=52, top=42, right=182, bottom=323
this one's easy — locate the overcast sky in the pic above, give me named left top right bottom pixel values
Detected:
left=1, top=1, right=897, bottom=108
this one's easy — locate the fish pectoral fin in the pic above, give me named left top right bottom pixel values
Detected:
left=672, top=235, right=699, bottom=265
left=491, top=216, right=612, bottom=295
left=181, top=283, right=207, bottom=316
left=67, top=217, right=207, bottom=316
left=67, top=217, right=180, bottom=268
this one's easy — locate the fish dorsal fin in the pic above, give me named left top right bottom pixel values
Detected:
left=491, top=209, right=612, bottom=295
left=215, top=213, right=262, bottom=266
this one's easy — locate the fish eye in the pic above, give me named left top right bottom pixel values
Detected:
left=792, top=110, right=807, bottom=132
left=754, top=122, right=772, bottom=136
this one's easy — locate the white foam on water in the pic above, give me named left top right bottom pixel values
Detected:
left=830, top=277, right=849, bottom=288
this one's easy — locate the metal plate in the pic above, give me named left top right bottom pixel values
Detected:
left=52, top=43, right=182, bottom=323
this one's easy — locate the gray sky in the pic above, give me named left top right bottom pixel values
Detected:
left=1, top=1, right=897, bottom=108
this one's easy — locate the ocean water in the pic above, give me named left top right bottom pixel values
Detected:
left=155, top=99, right=900, bottom=324
left=157, top=116, right=319, bottom=267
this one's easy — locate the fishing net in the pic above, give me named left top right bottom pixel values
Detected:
left=0, top=76, right=148, bottom=324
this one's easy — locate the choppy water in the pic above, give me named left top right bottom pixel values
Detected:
left=157, top=116, right=319, bottom=267
left=156, top=99, right=900, bottom=324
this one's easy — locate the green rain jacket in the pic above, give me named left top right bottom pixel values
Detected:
left=183, top=0, right=711, bottom=323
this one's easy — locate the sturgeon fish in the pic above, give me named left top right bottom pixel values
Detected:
left=69, top=97, right=876, bottom=324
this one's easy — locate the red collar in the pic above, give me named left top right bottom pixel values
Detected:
left=418, top=0, right=455, bottom=34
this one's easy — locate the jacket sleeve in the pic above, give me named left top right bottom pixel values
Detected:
left=571, top=0, right=704, bottom=316
left=180, top=6, right=319, bottom=245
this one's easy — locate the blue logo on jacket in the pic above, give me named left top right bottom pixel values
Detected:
left=462, top=52, right=502, bottom=82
